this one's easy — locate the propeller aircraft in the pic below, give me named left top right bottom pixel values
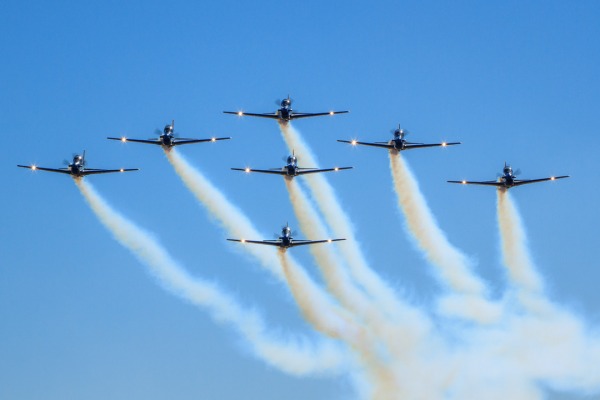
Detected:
left=227, top=224, right=345, bottom=250
left=338, top=124, right=460, bottom=152
left=17, top=151, right=139, bottom=177
left=223, top=96, right=349, bottom=124
left=447, top=162, right=570, bottom=189
left=231, top=152, right=352, bottom=180
left=107, top=120, right=230, bottom=150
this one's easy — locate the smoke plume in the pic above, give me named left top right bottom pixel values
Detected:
left=75, top=178, right=345, bottom=376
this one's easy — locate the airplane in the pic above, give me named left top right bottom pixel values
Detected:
left=227, top=224, right=345, bottom=250
left=231, top=152, right=352, bottom=180
left=223, top=96, right=349, bottom=123
left=107, top=120, right=230, bottom=150
left=17, top=151, right=139, bottom=177
left=447, top=162, right=570, bottom=189
left=338, top=124, right=460, bottom=152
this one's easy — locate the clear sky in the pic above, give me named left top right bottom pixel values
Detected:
left=2, top=1, right=599, bottom=399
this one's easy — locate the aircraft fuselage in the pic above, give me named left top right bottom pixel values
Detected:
left=277, top=107, right=292, bottom=122
left=285, top=164, right=298, bottom=176
left=279, top=236, right=293, bottom=248
left=391, top=138, right=407, bottom=151
left=500, top=175, right=516, bottom=188
left=160, top=134, right=176, bottom=147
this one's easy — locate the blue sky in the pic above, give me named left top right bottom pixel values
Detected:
left=2, top=1, right=599, bottom=399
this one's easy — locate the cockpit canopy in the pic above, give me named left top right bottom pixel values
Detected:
left=394, top=128, right=406, bottom=139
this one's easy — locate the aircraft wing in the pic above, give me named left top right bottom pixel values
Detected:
left=337, top=139, right=394, bottom=149
left=511, top=176, right=570, bottom=187
left=296, top=167, right=353, bottom=175
left=227, top=239, right=282, bottom=247
left=290, top=111, right=349, bottom=120
left=172, top=137, right=231, bottom=146
left=107, top=137, right=162, bottom=145
left=447, top=180, right=504, bottom=187
left=403, top=142, right=461, bottom=150
left=17, top=165, right=72, bottom=175
left=231, top=168, right=286, bottom=176
left=288, top=239, right=346, bottom=247
left=223, top=111, right=280, bottom=119
left=80, top=168, right=139, bottom=176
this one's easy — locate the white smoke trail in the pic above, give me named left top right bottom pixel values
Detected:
left=276, top=249, right=359, bottom=340
left=494, top=190, right=600, bottom=393
left=284, top=178, right=375, bottom=321
left=496, top=190, right=549, bottom=312
left=277, top=250, right=402, bottom=400
left=165, top=148, right=355, bottom=332
left=281, top=125, right=445, bottom=399
left=285, top=177, right=433, bottom=366
left=165, top=149, right=283, bottom=279
left=75, top=178, right=346, bottom=376
left=389, top=153, right=501, bottom=323
left=280, top=123, right=405, bottom=320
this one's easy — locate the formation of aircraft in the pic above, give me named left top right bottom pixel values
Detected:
left=227, top=224, right=345, bottom=250
left=338, top=124, right=460, bottom=152
left=223, top=96, right=349, bottom=123
left=231, top=152, right=352, bottom=179
left=19, top=98, right=571, bottom=255
left=447, top=162, right=570, bottom=189
left=17, top=151, right=139, bottom=177
left=107, top=120, right=230, bottom=150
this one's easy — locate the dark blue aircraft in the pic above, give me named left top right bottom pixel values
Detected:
left=448, top=162, right=570, bottom=189
left=108, top=120, right=230, bottom=150
left=227, top=224, right=345, bottom=250
left=231, top=151, right=352, bottom=180
left=17, top=151, right=139, bottom=177
left=338, top=124, right=460, bottom=152
left=223, top=96, right=348, bottom=124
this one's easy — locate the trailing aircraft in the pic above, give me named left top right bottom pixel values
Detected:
left=227, top=224, right=345, bottom=250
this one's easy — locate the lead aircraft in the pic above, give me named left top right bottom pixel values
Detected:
left=223, top=96, right=348, bottom=123
left=231, top=152, right=352, bottom=180
left=227, top=224, right=345, bottom=250
left=107, top=120, right=230, bottom=150
left=338, top=124, right=460, bottom=152
left=447, top=162, right=570, bottom=189
left=17, top=151, right=139, bottom=177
